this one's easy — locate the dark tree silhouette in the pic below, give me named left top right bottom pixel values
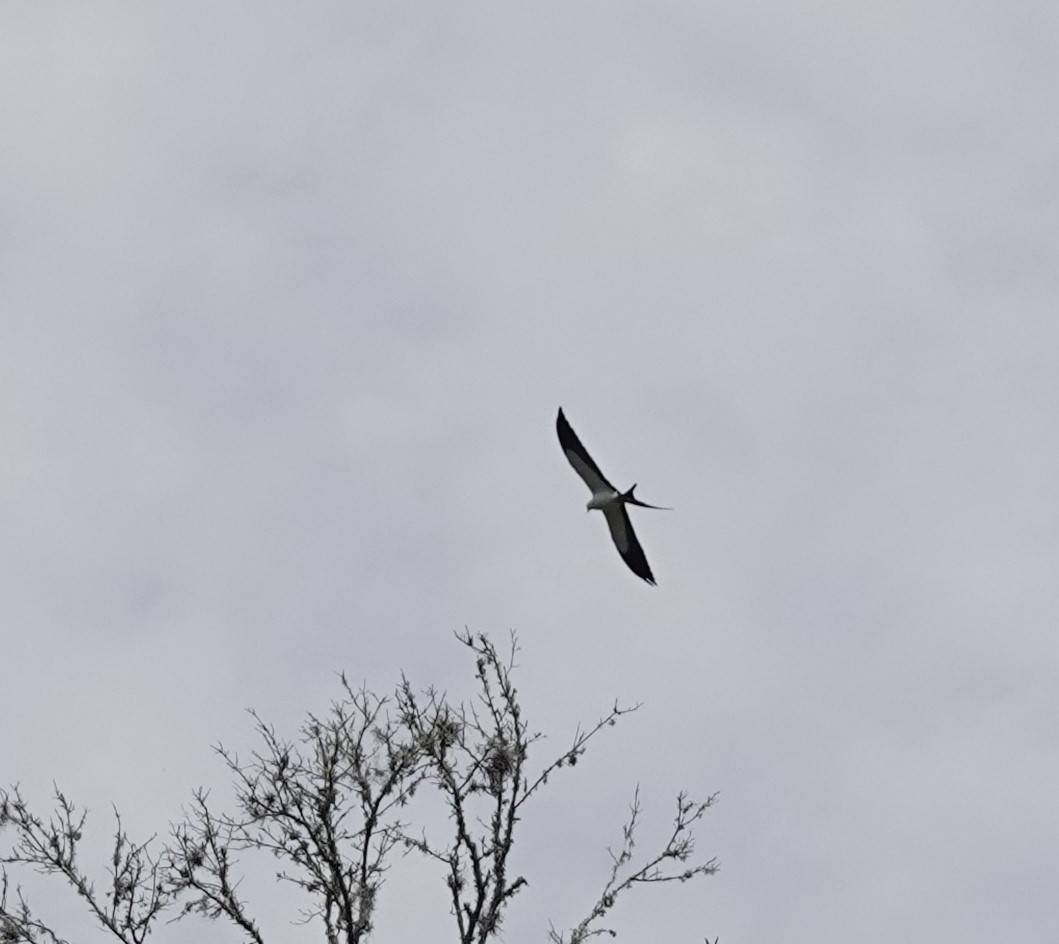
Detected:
left=1, top=631, right=717, bottom=943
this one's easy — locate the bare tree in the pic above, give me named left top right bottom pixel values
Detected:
left=1, top=631, right=717, bottom=943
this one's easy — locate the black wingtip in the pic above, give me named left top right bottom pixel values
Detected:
left=556, top=406, right=574, bottom=441
left=634, top=567, right=657, bottom=587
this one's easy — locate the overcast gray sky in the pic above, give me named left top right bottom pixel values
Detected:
left=3, top=2, right=1058, bottom=942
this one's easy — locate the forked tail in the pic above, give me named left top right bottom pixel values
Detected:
left=621, top=484, right=672, bottom=510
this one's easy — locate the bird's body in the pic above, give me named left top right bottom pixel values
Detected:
left=586, top=489, right=621, bottom=511
left=555, top=407, right=669, bottom=585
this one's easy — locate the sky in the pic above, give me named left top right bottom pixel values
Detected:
left=2, top=2, right=1059, bottom=941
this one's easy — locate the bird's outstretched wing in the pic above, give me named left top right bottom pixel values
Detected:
left=556, top=407, right=615, bottom=494
left=602, top=503, right=656, bottom=585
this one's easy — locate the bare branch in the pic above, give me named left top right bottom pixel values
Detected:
left=164, top=790, right=264, bottom=944
left=0, top=785, right=170, bottom=944
left=551, top=788, right=719, bottom=944
left=1, top=870, right=72, bottom=944
left=519, top=699, right=641, bottom=808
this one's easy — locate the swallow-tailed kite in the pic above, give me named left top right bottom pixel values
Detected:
left=556, top=407, right=669, bottom=585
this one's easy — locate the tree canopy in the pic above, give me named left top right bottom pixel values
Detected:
left=1, top=631, right=717, bottom=943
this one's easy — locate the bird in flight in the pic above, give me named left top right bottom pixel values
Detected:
left=556, top=407, right=669, bottom=585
